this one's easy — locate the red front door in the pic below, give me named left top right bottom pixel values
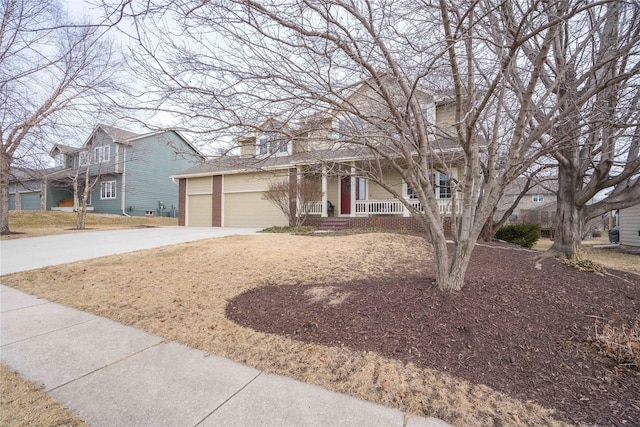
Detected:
left=340, top=176, right=351, bottom=215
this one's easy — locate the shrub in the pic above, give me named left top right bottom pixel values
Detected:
left=592, top=320, right=640, bottom=370
left=592, top=229, right=602, bottom=238
left=495, top=223, right=541, bottom=248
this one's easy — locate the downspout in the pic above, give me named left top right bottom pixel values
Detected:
left=121, top=145, right=130, bottom=216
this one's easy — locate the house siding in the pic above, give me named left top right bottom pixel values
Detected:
left=8, top=180, right=43, bottom=211
left=224, top=171, right=287, bottom=192
left=121, top=131, right=200, bottom=217
left=89, top=175, right=123, bottom=215
left=619, top=204, right=640, bottom=247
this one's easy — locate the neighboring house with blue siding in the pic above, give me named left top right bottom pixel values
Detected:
left=9, top=124, right=203, bottom=217
left=8, top=167, right=49, bottom=211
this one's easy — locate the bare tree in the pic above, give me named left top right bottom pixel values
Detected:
left=539, top=1, right=640, bottom=259
left=120, top=0, right=636, bottom=290
left=0, top=0, right=119, bottom=233
left=262, top=177, right=323, bottom=227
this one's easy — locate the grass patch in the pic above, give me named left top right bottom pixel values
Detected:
left=534, top=237, right=640, bottom=275
left=2, top=211, right=177, bottom=240
left=0, top=364, right=88, bottom=427
left=259, top=225, right=317, bottom=233
left=1, top=233, right=566, bottom=426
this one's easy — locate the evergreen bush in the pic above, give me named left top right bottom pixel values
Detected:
left=495, top=224, right=541, bottom=248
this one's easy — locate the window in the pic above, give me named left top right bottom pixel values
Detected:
left=55, top=154, right=64, bottom=167
left=79, top=151, right=88, bottom=166
left=356, top=178, right=366, bottom=200
left=434, top=172, right=451, bottom=198
left=275, top=141, right=289, bottom=153
left=257, top=134, right=289, bottom=155
left=532, top=194, right=544, bottom=202
left=100, top=180, right=116, bottom=199
left=406, top=185, right=417, bottom=199
left=258, top=136, right=268, bottom=155
left=94, top=146, right=110, bottom=163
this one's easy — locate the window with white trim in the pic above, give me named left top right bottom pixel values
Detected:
left=356, top=177, right=366, bottom=200
left=532, top=194, right=544, bottom=202
left=54, top=154, right=64, bottom=167
left=258, top=136, right=268, bottom=155
left=256, top=133, right=289, bottom=156
left=432, top=172, right=452, bottom=199
left=94, top=145, right=110, bottom=163
left=100, top=180, right=116, bottom=199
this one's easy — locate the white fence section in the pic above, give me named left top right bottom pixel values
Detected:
left=302, top=201, right=323, bottom=215
left=307, top=198, right=461, bottom=216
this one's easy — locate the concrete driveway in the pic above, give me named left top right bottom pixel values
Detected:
left=0, top=227, right=261, bottom=275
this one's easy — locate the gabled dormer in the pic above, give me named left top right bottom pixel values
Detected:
left=49, top=144, right=82, bottom=169
left=238, top=118, right=293, bottom=158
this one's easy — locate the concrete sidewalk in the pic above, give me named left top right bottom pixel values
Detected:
left=0, top=228, right=452, bottom=426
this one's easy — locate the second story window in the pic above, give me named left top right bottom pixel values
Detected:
left=257, top=134, right=289, bottom=156
left=55, top=154, right=64, bottom=167
left=532, top=194, right=544, bottom=202
left=258, top=137, right=268, bottom=155
left=94, top=146, right=110, bottom=163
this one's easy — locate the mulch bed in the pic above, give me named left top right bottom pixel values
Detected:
left=227, top=242, right=640, bottom=426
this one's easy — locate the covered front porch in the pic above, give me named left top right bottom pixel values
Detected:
left=296, top=164, right=461, bottom=220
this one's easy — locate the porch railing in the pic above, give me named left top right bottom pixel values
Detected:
left=301, top=201, right=323, bottom=215
left=307, top=198, right=461, bottom=215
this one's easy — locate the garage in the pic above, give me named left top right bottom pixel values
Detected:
left=224, top=191, right=287, bottom=228
left=187, top=194, right=213, bottom=226
left=186, top=176, right=213, bottom=227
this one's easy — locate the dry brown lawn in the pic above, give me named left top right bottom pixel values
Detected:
left=534, top=237, right=640, bottom=275
left=2, top=233, right=576, bottom=426
left=1, top=211, right=178, bottom=240
left=0, top=364, right=88, bottom=427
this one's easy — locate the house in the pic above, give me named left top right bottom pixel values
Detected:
left=494, top=177, right=558, bottom=230
left=9, top=124, right=203, bottom=217
left=8, top=167, right=50, bottom=211
left=172, top=82, right=464, bottom=231
left=619, top=204, right=640, bottom=247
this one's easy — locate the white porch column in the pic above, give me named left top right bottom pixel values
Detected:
left=402, top=180, right=410, bottom=217
left=350, top=163, right=356, bottom=217
left=296, top=166, right=302, bottom=217
left=321, top=166, right=328, bottom=217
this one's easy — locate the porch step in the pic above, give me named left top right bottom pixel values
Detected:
left=318, top=218, right=350, bottom=231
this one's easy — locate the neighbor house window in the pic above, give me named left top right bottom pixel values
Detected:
left=100, top=180, right=116, bottom=199
left=532, top=194, right=544, bottom=202
left=94, top=146, right=110, bottom=163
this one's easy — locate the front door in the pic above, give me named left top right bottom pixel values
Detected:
left=340, top=176, right=351, bottom=215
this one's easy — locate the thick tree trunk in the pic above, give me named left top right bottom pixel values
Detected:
left=0, top=152, right=12, bottom=234
left=551, top=168, right=584, bottom=259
